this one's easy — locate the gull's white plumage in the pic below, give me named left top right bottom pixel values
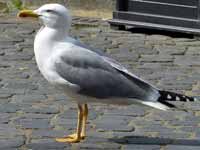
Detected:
left=18, top=3, right=196, bottom=143
left=32, top=4, right=169, bottom=110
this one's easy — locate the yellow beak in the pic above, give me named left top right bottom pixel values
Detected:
left=17, top=9, right=39, bottom=18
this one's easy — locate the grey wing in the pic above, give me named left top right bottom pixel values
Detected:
left=54, top=46, right=159, bottom=101
left=102, top=56, right=159, bottom=91
left=67, top=38, right=159, bottom=98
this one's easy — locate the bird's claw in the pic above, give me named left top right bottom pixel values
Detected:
left=55, top=133, right=85, bottom=143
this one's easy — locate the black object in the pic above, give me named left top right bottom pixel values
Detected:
left=109, top=0, right=200, bottom=34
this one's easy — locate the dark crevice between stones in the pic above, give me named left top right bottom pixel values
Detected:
left=0, top=64, right=11, bottom=68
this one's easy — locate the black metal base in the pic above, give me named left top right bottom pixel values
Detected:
left=111, top=0, right=200, bottom=35
left=109, top=19, right=200, bottom=35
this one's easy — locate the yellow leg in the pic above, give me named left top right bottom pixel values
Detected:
left=81, top=104, right=88, bottom=139
left=55, top=104, right=83, bottom=143
left=67, top=104, right=88, bottom=140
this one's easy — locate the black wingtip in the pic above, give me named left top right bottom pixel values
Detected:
left=157, top=90, right=197, bottom=112
left=158, top=90, right=196, bottom=102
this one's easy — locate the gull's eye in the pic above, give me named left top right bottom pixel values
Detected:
left=46, top=9, right=53, bottom=13
left=44, top=9, right=60, bottom=16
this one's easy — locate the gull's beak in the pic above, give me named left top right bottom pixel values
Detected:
left=17, top=9, right=39, bottom=18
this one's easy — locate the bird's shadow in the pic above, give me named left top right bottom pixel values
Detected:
left=109, top=135, right=200, bottom=146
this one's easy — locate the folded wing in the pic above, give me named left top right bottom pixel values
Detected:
left=54, top=41, right=160, bottom=102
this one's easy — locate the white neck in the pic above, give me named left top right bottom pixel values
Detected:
left=34, top=26, right=68, bottom=70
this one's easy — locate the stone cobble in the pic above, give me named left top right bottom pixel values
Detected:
left=0, top=16, right=199, bottom=150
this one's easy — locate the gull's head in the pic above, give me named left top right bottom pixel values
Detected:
left=18, top=3, right=72, bottom=29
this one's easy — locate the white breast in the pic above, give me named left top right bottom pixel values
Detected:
left=34, top=27, right=80, bottom=98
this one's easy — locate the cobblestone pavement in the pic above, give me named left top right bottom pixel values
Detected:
left=0, top=16, right=200, bottom=150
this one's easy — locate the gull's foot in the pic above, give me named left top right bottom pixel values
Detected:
left=67, top=133, right=86, bottom=140
left=55, top=133, right=85, bottom=143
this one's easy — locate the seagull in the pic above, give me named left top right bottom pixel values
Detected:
left=18, top=4, right=197, bottom=143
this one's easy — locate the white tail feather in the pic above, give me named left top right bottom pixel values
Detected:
left=140, top=101, right=170, bottom=111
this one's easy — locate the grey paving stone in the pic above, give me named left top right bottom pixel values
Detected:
left=147, top=111, right=180, bottom=121
left=0, top=103, right=20, bottom=113
left=0, top=124, right=23, bottom=137
left=3, top=52, right=33, bottom=61
left=111, top=52, right=139, bottom=62
left=32, top=129, right=68, bottom=139
left=168, top=120, right=199, bottom=127
left=138, top=125, right=175, bottom=133
left=0, top=37, right=23, bottom=45
left=22, top=105, right=59, bottom=114
left=15, top=118, right=52, bottom=129
left=179, top=126, right=199, bottom=133
left=27, top=139, right=70, bottom=149
left=16, top=42, right=33, bottom=50
left=73, top=143, right=121, bottom=150
left=58, top=109, right=79, bottom=119
left=0, top=113, right=10, bottom=123
left=12, top=94, right=47, bottom=103
left=165, top=145, right=200, bottom=150
left=155, top=45, right=186, bottom=55
left=54, top=118, right=77, bottom=130
left=132, top=45, right=158, bottom=55
left=173, top=38, right=195, bottom=42
left=0, top=136, right=25, bottom=149
left=158, top=132, right=191, bottom=139
left=94, top=115, right=134, bottom=132
left=18, top=113, right=53, bottom=119
left=0, top=93, right=13, bottom=99
left=157, top=84, right=193, bottom=91
left=146, top=34, right=169, bottom=41
left=140, top=55, right=173, bottom=63
left=175, top=40, right=200, bottom=46
left=5, top=80, right=38, bottom=91
left=59, top=108, right=98, bottom=120
left=16, top=27, right=35, bottom=35
left=124, top=144, right=161, bottom=150
left=174, top=56, right=200, bottom=66
left=104, top=106, right=146, bottom=117
left=186, top=46, right=200, bottom=55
